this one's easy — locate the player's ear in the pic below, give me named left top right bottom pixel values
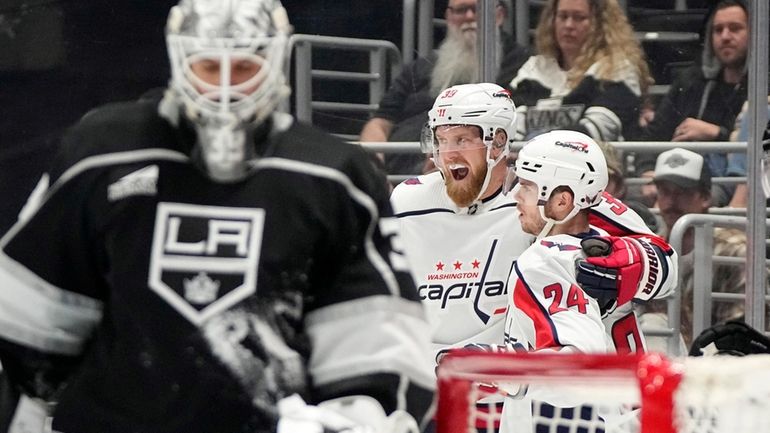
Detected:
left=553, top=187, right=574, bottom=209
left=490, top=129, right=508, bottom=158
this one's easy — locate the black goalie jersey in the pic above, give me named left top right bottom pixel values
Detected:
left=0, top=97, right=434, bottom=433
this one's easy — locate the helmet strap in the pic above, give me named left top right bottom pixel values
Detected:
left=535, top=203, right=581, bottom=241
left=472, top=143, right=507, bottom=203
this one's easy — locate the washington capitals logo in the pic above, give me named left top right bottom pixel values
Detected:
left=555, top=140, right=589, bottom=153
left=493, top=89, right=512, bottom=100
left=540, top=240, right=581, bottom=251
left=418, top=239, right=507, bottom=325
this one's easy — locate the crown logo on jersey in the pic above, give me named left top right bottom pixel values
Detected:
left=183, top=272, right=221, bottom=304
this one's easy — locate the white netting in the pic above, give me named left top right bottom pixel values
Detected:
left=436, top=351, right=770, bottom=433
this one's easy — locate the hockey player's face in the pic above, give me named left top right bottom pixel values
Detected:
left=554, top=0, right=591, bottom=60
left=189, top=55, right=263, bottom=96
left=514, top=178, right=547, bottom=235
left=435, top=125, right=488, bottom=207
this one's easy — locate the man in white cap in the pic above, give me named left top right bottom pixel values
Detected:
left=653, top=148, right=713, bottom=256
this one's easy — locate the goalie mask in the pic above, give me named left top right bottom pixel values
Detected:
left=506, top=130, right=607, bottom=239
left=165, top=0, right=291, bottom=182
left=421, top=83, right=516, bottom=205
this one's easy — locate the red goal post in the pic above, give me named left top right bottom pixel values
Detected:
left=436, top=351, right=770, bottom=433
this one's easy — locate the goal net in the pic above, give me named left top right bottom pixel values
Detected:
left=436, top=351, right=770, bottom=433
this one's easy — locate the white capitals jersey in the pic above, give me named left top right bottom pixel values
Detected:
left=391, top=172, right=535, bottom=365
left=503, top=233, right=630, bottom=354
left=392, top=172, right=672, bottom=363
left=500, top=232, right=645, bottom=433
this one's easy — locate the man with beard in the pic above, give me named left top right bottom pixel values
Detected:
left=390, top=83, right=678, bottom=430
left=393, top=84, right=679, bottom=357
left=359, top=0, right=529, bottom=176
left=633, top=0, right=749, bottom=207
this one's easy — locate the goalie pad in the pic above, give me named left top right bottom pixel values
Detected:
left=689, top=320, right=770, bottom=357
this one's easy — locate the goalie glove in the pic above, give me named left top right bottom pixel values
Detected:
left=689, top=320, right=770, bottom=357
left=277, top=394, right=419, bottom=433
left=576, top=235, right=667, bottom=307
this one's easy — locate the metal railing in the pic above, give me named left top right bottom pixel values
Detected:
left=665, top=215, right=770, bottom=356
left=358, top=140, right=751, bottom=185
left=285, top=34, right=402, bottom=139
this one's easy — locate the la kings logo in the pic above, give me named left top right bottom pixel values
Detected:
left=149, top=202, right=265, bottom=325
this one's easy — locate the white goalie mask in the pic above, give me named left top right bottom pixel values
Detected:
left=165, top=0, right=291, bottom=182
left=506, top=130, right=608, bottom=238
left=421, top=83, right=516, bottom=203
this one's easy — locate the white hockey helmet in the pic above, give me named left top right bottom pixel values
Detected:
left=165, top=0, right=291, bottom=182
left=422, top=83, right=516, bottom=156
left=421, top=83, right=516, bottom=201
left=510, top=130, right=608, bottom=230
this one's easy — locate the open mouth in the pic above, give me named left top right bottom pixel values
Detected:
left=448, top=163, right=470, bottom=181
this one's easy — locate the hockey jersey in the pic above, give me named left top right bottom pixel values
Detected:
left=391, top=172, right=533, bottom=365
left=392, top=174, right=675, bottom=366
left=504, top=233, right=636, bottom=354
left=0, top=97, right=435, bottom=433
left=500, top=230, right=649, bottom=433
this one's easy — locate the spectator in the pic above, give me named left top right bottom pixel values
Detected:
left=727, top=95, right=770, bottom=207
left=634, top=0, right=749, bottom=207
left=506, top=0, right=652, bottom=142
left=359, top=0, right=530, bottom=176
left=640, top=148, right=711, bottom=347
left=653, top=148, right=712, bottom=253
left=0, top=1, right=435, bottom=432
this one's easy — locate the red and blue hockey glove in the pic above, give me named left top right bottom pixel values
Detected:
left=576, top=235, right=665, bottom=307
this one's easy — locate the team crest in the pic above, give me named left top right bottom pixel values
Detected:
left=540, top=240, right=581, bottom=251
left=149, top=203, right=265, bottom=325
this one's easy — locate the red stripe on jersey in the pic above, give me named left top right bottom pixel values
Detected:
left=512, top=268, right=560, bottom=350
left=493, top=307, right=507, bottom=315
left=588, top=212, right=626, bottom=236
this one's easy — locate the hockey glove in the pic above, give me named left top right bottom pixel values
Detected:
left=689, top=320, right=770, bottom=357
left=277, top=394, right=419, bottom=433
left=576, top=235, right=663, bottom=307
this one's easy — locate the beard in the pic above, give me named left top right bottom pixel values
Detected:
left=430, top=24, right=479, bottom=96
left=444, top=161, right=488, bottom=208
left=430, top=24, right=503, bottom=97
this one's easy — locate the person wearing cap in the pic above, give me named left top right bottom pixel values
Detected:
left=635, top=147, right=712, bottom=350
left=653, top=147, right=712, bottom=255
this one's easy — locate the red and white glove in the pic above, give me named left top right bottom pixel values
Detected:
left=576, top=235, right=666, bottom=307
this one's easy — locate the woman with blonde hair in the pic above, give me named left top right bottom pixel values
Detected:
left=507, top=0, right=653, bottom=142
